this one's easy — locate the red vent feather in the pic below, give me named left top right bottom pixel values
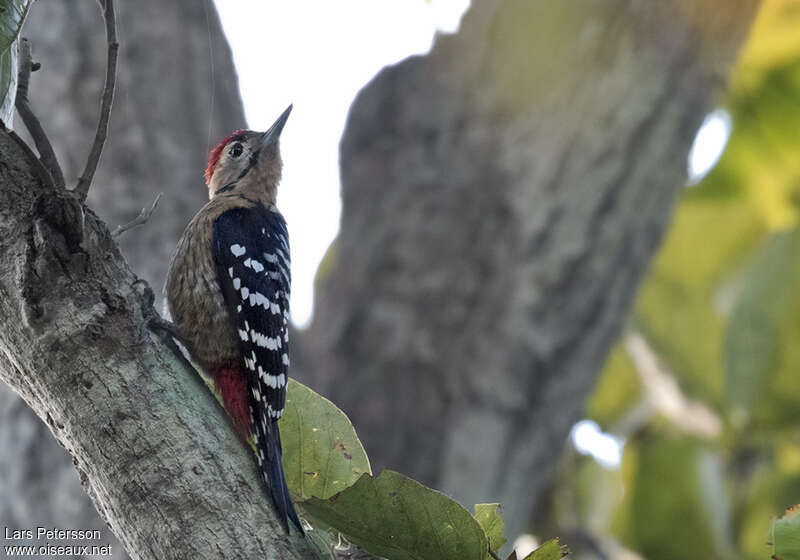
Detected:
left=205, top=130, right=248, bottom=184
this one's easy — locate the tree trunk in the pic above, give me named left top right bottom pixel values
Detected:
left=1, top=0, right=245, bottom=556
left=303, top=0, right=759, bottom=545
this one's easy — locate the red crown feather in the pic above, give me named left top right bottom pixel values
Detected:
left=204, top=130, right=248, bottom=185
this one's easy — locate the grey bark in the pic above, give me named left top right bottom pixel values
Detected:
left=0, top=132, right=316, bottom=556
left=1, top=0, right=245, bottom=556
left=303, top=0, right=759, bottom=547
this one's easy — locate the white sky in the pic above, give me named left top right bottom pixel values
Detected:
left=570, top=419, right=625, bottom=469
left=688, top=108, right=732, bottom=185
left=214, top=0, right=471, bottom=326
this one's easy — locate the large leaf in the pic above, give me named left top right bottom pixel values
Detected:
left=0, top=0, right=31, bottom=126
left=621, top=435, right=718, bottom=560
left=474, top=503, right=507, bottom=556
left=724, top=229, right=799, bottom=422
left=634, top=198, right=765, bottom=407
left=771, top=505, right=800, bottom=560
left=280, top=378, right=371, bottom=500
left=303, top=469, right=488, bottom=560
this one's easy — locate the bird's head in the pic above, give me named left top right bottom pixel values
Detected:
left=205, top=104, right=292, bottom=202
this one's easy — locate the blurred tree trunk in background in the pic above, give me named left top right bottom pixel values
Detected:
left=302, top=0, right=759, bottom=544
left=0, top=0, right=244, bottom=554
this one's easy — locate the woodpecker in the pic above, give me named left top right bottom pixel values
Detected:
left=164, top=105, right=302, bottom=533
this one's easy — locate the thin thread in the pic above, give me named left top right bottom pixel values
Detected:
left=203, top=0, right=215, bottom=154
left=115, top=0, right=129, bottom=129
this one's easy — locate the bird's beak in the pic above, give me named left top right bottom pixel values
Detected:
left=260, top=104, right=293, bottom=150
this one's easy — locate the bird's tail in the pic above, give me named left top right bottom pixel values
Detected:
left=256, top=419, right=303, bottom=534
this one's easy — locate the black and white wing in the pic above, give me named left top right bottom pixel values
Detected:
left=212, top=204, right=300, bottom=532
left=213, top=205, right=291, bottom=418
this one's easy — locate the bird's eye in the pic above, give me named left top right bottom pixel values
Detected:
left=228, top=143, right=244, bottom=158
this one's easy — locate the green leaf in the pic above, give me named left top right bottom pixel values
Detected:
left=771, top=505, right=800, bottom=560
left=189, top=364, right=370, bottom=502
left=623, top=435, right=718, bottom=560
left=738, top=464, right=800, bottom=559
left=633, top=197, right=765, bottom=408
left=521, top=539, right=567, bottom=560
left=280, top=378, right=371, bottom=501
left=474, top=503, right=507, bottom=555
left=303, top=469, right=488, bottom=560
left=724, top=229, right=799, bottom=422
left=0, top=0, right=31, bottom=126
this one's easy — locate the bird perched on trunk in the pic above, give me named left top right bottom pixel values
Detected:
left=164, top=105, right=302, bottom=532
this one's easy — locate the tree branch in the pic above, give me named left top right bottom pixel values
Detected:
left=15, top=38, right=65, bottom=189
left=624, top=331, right=722, bottom=439
left=0, top=130, right=316, bottom=558
left=111, top=192, right=162, bottom=237
left=73, top=0, right=118, bottom=202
